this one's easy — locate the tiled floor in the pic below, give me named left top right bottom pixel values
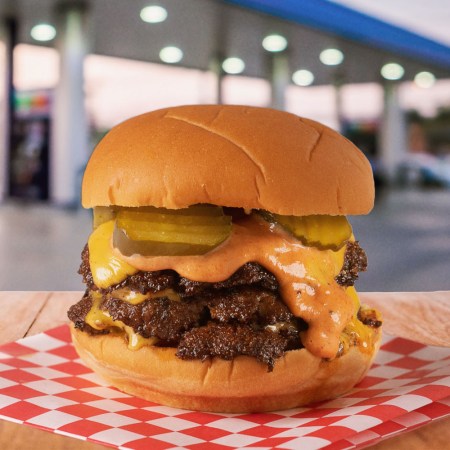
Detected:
left=0, top=202, right=91, bottom=291
left=351, top=188, right=450, bottom=292
left=1, top=188, right=450, bottom=292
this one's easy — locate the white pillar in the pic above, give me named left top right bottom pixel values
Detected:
left=379, top=82, right=407, bottom=181
left=208, top=52, right=225, bottom=104
left=0, top=18, right=16, bottom=201
left=333, top=74, right=345, bottom=134
left=208, top=8, right=227, bottom=105
left=269, top=51, right=289, bottom=110
left=51, top=1, right=89, bottom=206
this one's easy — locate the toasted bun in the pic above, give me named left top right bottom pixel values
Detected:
left=71, top=324, right=381, bottom=413
left=82, top=105, right=374, bottom=216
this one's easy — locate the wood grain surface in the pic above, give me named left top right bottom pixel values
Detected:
left=360, top=291, right=450, bottom=347
left=0, top=291, right=449, bottom=450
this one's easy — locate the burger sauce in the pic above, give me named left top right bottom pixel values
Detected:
left=111, top=215, right=353, bottom=359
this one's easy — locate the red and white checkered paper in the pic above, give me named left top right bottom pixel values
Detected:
left=0, top=326, right=449, bottom=450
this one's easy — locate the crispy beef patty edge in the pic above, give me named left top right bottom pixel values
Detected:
left=69, top=241, right=370, bottom=370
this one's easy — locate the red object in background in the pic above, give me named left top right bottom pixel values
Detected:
left=9, top=90, right=52, bottom=200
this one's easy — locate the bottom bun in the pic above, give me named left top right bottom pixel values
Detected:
left=70, top=324, right=381, bottom=413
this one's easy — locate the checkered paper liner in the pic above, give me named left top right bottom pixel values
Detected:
left=0, top=326, right=449, bottom=450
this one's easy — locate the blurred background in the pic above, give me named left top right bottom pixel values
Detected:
left=0, top=0, right=450, bottom=292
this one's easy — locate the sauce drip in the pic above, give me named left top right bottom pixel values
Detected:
left=114, top=215, right=352, bottom=359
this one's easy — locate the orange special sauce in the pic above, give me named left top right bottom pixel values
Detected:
left=114, top=214, right=353, bottom=360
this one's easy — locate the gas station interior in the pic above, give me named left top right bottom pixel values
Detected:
left=1, top=0, right=450, bottom=292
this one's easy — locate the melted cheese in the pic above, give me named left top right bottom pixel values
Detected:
left=88, top=221, right=138, bottom=288
left=85, top=292, right=157, bottom=350
left=110, top=288, right=180, bottom=304
left=341, top=317, right=374, bottom=355
left=340, top=286, right=378, bottom=354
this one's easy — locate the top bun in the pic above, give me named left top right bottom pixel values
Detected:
left=82, top=105, right=374, bottom=216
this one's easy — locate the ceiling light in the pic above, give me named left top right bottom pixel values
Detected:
left=140, top=5, right=167, bottom=23
left=319, top=48, right=344, bottom=66
left=381, top=62, right=404, bottom=80
left=414, top=71, right=435, bottom=88
left=222, top=57, right=245, bottom=75
left=292, top=69, right=314, bottom=86
left=159, top=46, right=183, bottom=64
left=262, top=34, right=288, bottom=52
left=30, top=23, right=56, bottom=42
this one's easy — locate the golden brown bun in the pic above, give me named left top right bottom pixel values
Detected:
left=82, top=105, right=374, bottom=215
left=71, top=324, right=381, bottom=413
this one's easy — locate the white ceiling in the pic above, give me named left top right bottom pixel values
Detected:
left=2, top=0, right=450, bottom=85
left=329, top=0, right=450, bottom=46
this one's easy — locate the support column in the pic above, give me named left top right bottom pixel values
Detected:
left=379, top=82, right=407, bottom=182
left=269, top=51, right=289, bottom=110
left=333, top=73, right=345, bottom=133
left=0, top=17, right=17, bottom=201
left=208, top=51, right=225, bottom=105
left=208, top=5, right=228, bottom=105
left=51, top=0, right=89, bottom=206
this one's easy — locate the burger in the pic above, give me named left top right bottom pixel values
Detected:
left=68, top=105, right=382, bottom=413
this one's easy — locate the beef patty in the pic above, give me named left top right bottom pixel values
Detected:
left=69, top=241, right=368, bottom=370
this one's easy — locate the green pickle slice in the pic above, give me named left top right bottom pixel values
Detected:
left=112, top=205, right=232, bottom=256
left=272, top=213, right=352, bottom=250
left=93, top=206, right=117, bottom=229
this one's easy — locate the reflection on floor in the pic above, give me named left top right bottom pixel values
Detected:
left=1, top=189, right=450, bottom=292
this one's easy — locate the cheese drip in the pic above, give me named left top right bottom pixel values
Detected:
left=342, top=286, right=375, bottom=354
left=88, top=221, right=138, bottom=288
left=85, top=293, right=157, bottom=350
left=88, top=215, right=360, bottom=359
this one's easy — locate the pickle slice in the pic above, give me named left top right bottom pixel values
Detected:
left=272, top=213, right=352, bottom=250
left=114, top=205, right=232, bottom=256
left=93, top=205, right=220, bottom=229
left=93, top=206, right=117, bottom=229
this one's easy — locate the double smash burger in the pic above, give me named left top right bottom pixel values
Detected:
left=68, top=105, right=382, bottom=413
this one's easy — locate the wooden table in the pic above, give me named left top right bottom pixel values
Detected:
left=1, top=291, right=449, bottom=450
